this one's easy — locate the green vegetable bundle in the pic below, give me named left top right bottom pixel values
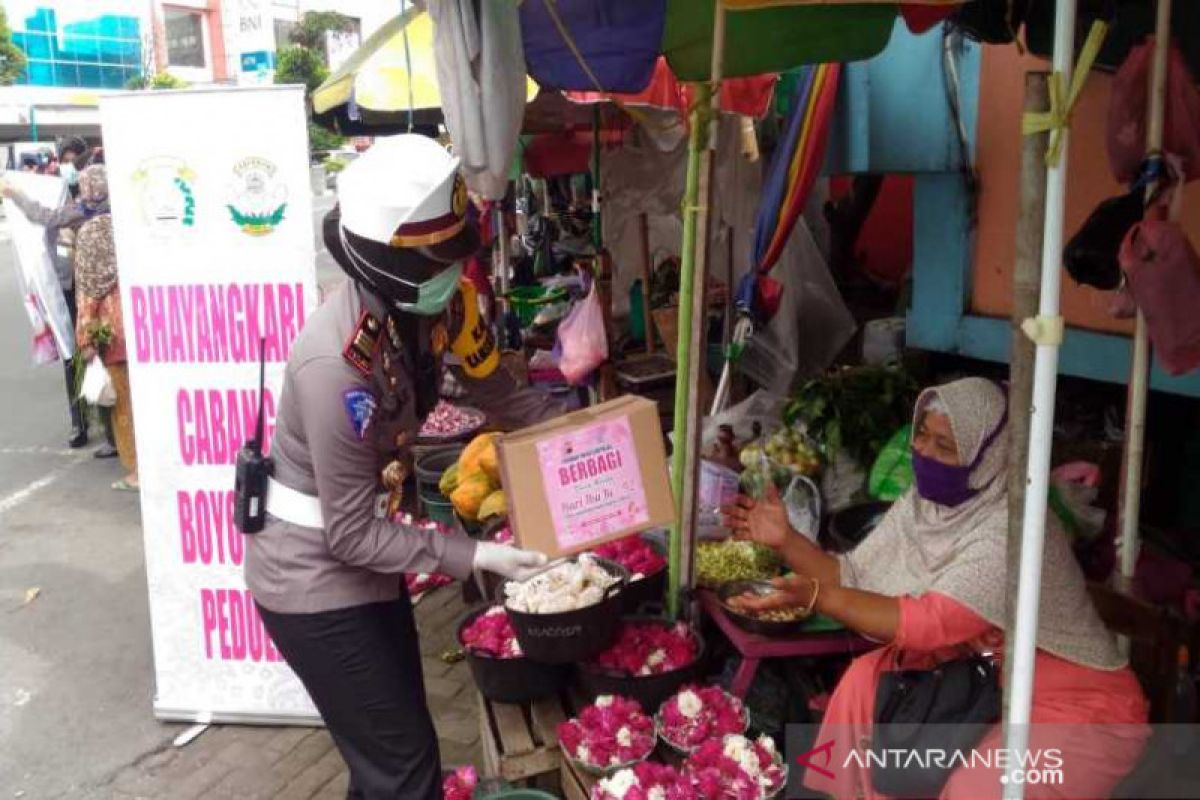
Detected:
left=785, top=365, right=918, bottom=469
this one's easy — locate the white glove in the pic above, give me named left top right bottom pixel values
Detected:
left=473, top=541, right=548, bottom=582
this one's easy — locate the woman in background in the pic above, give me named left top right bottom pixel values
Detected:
left=71, top=167, right=137, bottom=490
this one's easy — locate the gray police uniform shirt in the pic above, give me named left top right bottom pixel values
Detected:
left=245, top=280, right=564, bottom=615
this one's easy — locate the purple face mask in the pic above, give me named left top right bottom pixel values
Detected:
left=912, top=397, right=1008, bottom=508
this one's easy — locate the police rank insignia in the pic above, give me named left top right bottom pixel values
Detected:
left=343, top=311, right=382, bottom=376
left=342, top=389, right=377, bottom=441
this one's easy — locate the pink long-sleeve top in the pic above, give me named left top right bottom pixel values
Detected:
left=892, top=591, right=1146, bottom=725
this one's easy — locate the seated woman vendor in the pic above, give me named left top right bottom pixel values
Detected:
left=722, top=378, right=1148, bottom=799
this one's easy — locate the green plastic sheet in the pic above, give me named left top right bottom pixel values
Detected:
left=663, top=1, right=898, bottom=82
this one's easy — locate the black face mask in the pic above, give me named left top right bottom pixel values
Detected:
left=322, top=206, right=448, bottom=308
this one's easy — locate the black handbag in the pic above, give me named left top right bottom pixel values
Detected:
left=870, top=653, right=1002, bottom=799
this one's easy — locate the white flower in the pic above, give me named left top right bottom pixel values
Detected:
left=676, top=689, right=703, bottom=719
left=757, top=734, right=776, bottom=754
left=646, top=649, right=666, bottom=669
left=485, top=605, right=506, bottom=617
left=647, top=788, right=666, bottom=800
left=724, top=735, right=762, bottom=777
left=597, top=768, right=638, bottom=799
left=595, top=695, right=615, bottom=708
left=577, top=743, right=590, bottom=763
left=616, top=726, right=633, bottom=747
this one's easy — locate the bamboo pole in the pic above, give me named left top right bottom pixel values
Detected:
left=1004, top=72, right=1050, bottom=716
left=1118, top=0, right=1172, bottom=588
left=667, top=1, right=726, bottom=619
left=724, top=228, right=735, bottom=352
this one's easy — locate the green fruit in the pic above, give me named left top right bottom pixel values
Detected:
left=438, top=463, right=460, bottom=495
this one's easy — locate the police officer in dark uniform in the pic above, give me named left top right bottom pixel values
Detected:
left=245, top=135, right=561, bottom=799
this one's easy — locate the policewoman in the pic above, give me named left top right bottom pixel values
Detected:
left=245, top=135, right=561, bottom=798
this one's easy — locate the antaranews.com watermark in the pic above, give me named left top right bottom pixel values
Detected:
left=784, top=723, right=1200, bottom=799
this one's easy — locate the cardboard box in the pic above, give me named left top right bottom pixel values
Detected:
left=498, top=395, right=675, bottom=559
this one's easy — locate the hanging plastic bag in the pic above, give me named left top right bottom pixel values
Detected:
left=699, top=390, right=789, bottom=452
left=1120, top=218, right=1200, bottom=375
left=1108, top=40, right=1200, bottom=184
left=868, top=425, right=914, bottom=501
left=80, top=355, right=116, bottom=406
left=1063, top=189, right=1144, bottom=291
left=555, top=282, right=608, bottom=386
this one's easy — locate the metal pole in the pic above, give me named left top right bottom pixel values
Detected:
left=592, top=105, right=603, bottom=250
left=1002, top=0, right=1077, bottom=795
left=640, top=213, right=655, bottom=354
left=1118, top=0, right=1172, bottom=587
left=667, top=1, right=725, bottom=619
left=494, top=203, right=510, bottom=328
left=1004, top=72, right=1049, bottom=716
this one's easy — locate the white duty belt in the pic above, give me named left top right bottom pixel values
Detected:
left=265, top=478, right=390, bottom=529
left=266, top=478, right=325, bottom=529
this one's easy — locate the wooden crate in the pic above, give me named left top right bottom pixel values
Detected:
left=559, top=755, right=598, bottom=800
left=478, top=691, right=571, bottom=789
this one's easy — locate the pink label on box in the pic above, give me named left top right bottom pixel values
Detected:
left=536, top=415, right=649, bottom=549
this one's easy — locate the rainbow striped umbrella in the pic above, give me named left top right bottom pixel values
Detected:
left=743, top=61, right=841, bottom=321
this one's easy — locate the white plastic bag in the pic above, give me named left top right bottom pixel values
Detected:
left=820, top=449, right=867, bottom=513
left=556, top=283, right=608, bottom=385
left=697, top=460, right=741, bottom=540
left=80, top=355, right=116, bottom=407
left=783, top=474, right=821, bottom=543
left=698, top=390, right=789, bottom=452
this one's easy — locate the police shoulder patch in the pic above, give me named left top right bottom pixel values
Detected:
left=342, top=388, right=377, bottom=441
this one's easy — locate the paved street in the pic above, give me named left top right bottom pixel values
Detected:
left=0, top=196, right=481, bottom=798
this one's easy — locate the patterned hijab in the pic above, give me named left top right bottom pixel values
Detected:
left=838, top=378, right=1124, bottom=669
left=78, top=165, right=109, bottom=216
left=74, top=214, right=117, bottom=300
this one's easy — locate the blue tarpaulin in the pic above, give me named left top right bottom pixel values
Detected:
left=519, top=0, right=666, bottom=93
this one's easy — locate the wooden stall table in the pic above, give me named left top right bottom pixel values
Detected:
left=559, top=755, right=598, bottom=800
left=698, top=589, right=875, bottom=697
left=478, top=690, right=573, bottom=791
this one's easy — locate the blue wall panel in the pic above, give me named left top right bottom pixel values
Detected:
left=827, top=19, right=981, bottom=175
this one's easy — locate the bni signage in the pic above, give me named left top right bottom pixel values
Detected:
left=235, top=0, right=275, bottom=85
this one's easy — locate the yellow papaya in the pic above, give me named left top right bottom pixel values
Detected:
left=479, top=442, right=501, bottom=485
left=450, top=473, right=492, bottom=521
left=438, top=463, right=460, bottom=496
left=478, top=490, right=507, bottom=520
left=458, top=433, right=499, bottom=477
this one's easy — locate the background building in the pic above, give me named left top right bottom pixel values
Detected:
left=6, top=1, right=147, bottom=90
left=2, top=0, right=390, bottom=91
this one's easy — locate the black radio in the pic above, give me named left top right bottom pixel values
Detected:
left=234, top=341, right=273, bottom=534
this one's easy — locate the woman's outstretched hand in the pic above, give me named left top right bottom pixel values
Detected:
left=728, top=574, right=815, bottom=613
left=721, top=482, right=793, bottom=550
